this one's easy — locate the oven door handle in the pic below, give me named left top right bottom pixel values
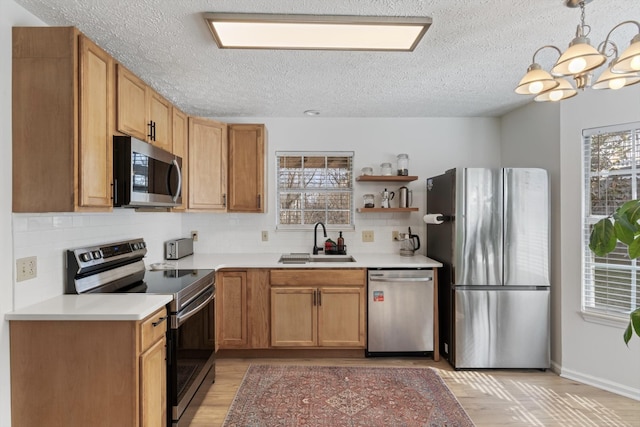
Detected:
left=175, top=287, right=214, bottom=328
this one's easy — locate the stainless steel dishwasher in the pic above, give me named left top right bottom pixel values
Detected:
left=366, top=269, right=434, bottom=356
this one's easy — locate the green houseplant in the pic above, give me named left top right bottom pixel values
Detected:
left=589, top=199, right=640, bottom=345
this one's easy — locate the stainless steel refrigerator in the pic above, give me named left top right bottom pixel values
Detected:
left=426, top=168, right=550, bottom=369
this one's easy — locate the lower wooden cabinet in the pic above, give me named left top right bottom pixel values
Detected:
left=270, top=269, right=366, bottom=348
left=216, top=269, right=270, bottom=349
left=216, top=268, right=366, bottom=351
left=9, top=307, right=168, bottom=427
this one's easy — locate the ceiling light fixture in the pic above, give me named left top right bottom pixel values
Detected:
left=203, top=13, right=432, bottom=51
left=515, top=0, right=640, bottom=102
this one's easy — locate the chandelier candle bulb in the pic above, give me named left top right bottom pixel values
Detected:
left=515, top=1, right=640, bottom=101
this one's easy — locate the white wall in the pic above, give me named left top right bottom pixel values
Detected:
left=183, top=117, right=501, bottom=257
left=1, top=1, right=45, bottom=425
left=559, top=85, right=640, bottom=399
left=500, top=102, right=562, bottom=369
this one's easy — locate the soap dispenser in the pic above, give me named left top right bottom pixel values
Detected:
left=337, top=231, right=345, bottom=254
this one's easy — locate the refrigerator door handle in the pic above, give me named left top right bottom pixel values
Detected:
left=369, top=276, right=433, bottom=283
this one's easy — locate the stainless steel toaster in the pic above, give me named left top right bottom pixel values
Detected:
left=165, top=238, right=194, bottom=260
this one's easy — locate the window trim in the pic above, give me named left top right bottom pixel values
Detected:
left=582, top=121, right=640, bottom=322
left=275, top=150, right=355, bottom=231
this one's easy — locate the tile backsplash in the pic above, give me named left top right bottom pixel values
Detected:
left=12, top=208, right=427, bottom=309
left=12, top=210, right=182, bottom=309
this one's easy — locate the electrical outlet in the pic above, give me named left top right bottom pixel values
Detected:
left=392, top=230, right=399, bottom=240
left=191, top=230, right=199, bottom=242
left=362, top=230, right=374, bottom=242
left=16, top=256, right=37, bottom=282
left=261, top=230, right=269, bottom=241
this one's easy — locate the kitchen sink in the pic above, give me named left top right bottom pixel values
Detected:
left=309, top=255, right=357, bottom=263
left=278, top=253, right=357, bottom=264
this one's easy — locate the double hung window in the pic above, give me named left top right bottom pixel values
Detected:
left=583, top=122, right=640, bottom=318
left=276, top=152, right=354, bottom=229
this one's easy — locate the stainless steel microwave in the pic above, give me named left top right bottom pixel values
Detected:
left=113, top=136, right=182, bottom=208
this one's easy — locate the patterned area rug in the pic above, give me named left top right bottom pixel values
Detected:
left=222, top=365, right=474, bottom=426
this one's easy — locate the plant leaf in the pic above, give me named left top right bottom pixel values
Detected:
left=613, top=217, right=636, bottom=245
left=589, top=218, right=616, bottom=256
left=627, top=201, right=640, bottom=224
left=631, top=308, right=640, bottom=336
left=629, top=237, right=640, bottom=259
left=624, top=322, right=633, bottom=346
left=624, top=308, right=640, bottom=346
left=616, top=199, right=640, bottom=216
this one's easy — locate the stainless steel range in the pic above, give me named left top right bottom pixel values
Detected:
left=66, top=237, right=215, bottom=426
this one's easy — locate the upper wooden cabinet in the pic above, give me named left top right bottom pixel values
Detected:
left=12, top=27, right=114, bottom=212
left=172, top=108, right=188, bottom=211
left=116, top=64, right=173, bottom=152
left=188, top=117, right=228, bottom=211
left=228, top=124, right=266, bottom=212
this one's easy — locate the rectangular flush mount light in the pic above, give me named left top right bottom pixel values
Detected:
left=203, top=13, right=432, bottom=51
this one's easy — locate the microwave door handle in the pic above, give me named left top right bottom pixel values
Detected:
left=170, top=158, right=182, bottom=202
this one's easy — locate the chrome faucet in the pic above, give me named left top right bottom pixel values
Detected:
left=313, top=222, right=327, bottom=255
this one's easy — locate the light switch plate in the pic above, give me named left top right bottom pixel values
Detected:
left=261, top=230, right=269, bottom=241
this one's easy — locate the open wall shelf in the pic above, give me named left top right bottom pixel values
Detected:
left=356, top=207, right=419, bottom=213
left=356, top=175, right=418, bottom=182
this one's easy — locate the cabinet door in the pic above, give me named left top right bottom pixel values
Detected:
left=149, top=90, right=172, bottom=152
left=217, top=271, right=248, bottom=348
left=172, top=108, right=188, bottom=211
left=228, top=124, right=265, bottom=212
left=116, top=64, right=148, bottom=141
left=247, top=269, right=271, bottom=348
left=271, top=287, right=317, bottom=347
left=140, top=338, right=167, bottom=427
left=78, top=35, right=113, bottom=208
left=318, top=286, right=366, bottom=347
left=188, top=117, right=227, bottom=211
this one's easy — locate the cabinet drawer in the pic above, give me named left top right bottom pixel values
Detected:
left=141, top=307, right=167, bottom=352
left=270, top=269, right=365, bottom=286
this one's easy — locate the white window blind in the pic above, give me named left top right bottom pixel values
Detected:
left=276, top=151, right=354, bottom=229
left=583, top=122, right=640, bottom=318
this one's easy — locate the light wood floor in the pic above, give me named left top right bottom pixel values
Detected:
left=182, top=357, right=640, bottom=427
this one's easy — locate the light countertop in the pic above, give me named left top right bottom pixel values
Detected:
left=164, top=252, right=442, bottom=270
left=6, top=253, right=441, bottom=322
left=5, top=294, right=173, bottom=321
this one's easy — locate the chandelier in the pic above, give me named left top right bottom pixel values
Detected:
left=515, top=0, right=640, bottom=102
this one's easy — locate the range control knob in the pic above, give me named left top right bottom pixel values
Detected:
left=80, top=252, right=93, bottom=262
left=91, top=250, right=102, bottom=259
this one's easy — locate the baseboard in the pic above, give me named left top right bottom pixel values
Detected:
left=560, top=366, right=640, bottom=401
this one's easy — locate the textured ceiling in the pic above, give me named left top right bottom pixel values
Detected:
left=13, top=0, right=640, bottom=118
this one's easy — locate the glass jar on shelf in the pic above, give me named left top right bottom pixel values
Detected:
left=363, top=194, right=375, bottom=208
left=397, top=153, right=409, bottom=176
